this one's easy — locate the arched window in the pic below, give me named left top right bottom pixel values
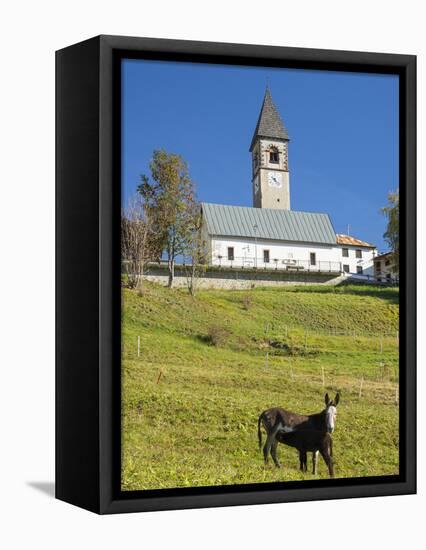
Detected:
left=269, top=146, right=279, bottom=164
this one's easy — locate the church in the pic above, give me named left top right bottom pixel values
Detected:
left=201, top=88, right=377, bottom=278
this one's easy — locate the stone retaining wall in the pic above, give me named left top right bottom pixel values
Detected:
left=143, top=265, right=344, bottom=289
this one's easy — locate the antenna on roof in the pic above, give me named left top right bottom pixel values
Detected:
left=347, top=224, right=350, bottom=236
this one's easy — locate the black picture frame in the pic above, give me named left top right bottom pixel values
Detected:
left=56, top=35, right=416, bottom=514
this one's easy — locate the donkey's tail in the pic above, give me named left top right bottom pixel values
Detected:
left=258, top=414, right=263, bottom=451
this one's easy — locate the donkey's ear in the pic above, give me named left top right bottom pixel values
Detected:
left=324, top=393, right=330, bottom=406
left=335, top=393, right=340, bottom=406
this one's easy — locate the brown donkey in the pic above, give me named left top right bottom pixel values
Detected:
left=258, top=393, right=340, bottom=468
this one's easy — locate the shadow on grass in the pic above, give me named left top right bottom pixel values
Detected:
left=334, top=281, right=399, bottom=304
left=289, top=281, right=399, bottom=305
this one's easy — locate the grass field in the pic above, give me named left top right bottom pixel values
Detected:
left=121, top=282, right=399, bottom=490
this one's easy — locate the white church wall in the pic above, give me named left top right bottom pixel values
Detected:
left=209, top=236, right=342, bottom=272
left=208, top=236, right=377, bottom=275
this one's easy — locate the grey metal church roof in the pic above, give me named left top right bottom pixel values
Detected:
left=201, top=203, right=337, bottom=245
left=249, top=87, right=289, bottom=151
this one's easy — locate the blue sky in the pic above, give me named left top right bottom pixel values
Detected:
left=122, top=59, right=399, bottom=251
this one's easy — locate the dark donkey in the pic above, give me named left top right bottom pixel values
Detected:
left=257, top=393, right=340, bottom=469
left=276, top=429, right=334, bottom=477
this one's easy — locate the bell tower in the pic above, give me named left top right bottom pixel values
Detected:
left=250, top=87, right=290, bottom=210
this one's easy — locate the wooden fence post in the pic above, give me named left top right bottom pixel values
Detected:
left=358, top=376, right=364, bottom=398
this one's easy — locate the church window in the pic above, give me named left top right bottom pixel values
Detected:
left=269, top=147, right=279, bottom=163
left=356, top=266, right=363, bottom=274
left=227, top=247, right=234, bottom=261
left=343, top=264, right=350, bottom=273
left=356, top=249, right=362, bottom=258
left=342, top=248, right=349, bottom=257
left=263, top=250, right=270, bottom=263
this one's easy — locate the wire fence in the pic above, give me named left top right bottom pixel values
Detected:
left=126, top=332, right=399, bottom=394
left=208, top=256, right=342, bottom=273
left=125, top=318, right=400, bottom=405
left=261, top=321, right=399, bottom=341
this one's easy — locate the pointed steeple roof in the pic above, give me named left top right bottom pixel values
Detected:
left=249, top=87, right=289, bottom=151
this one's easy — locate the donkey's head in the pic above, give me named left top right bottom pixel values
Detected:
left=324, top=392, right=340, bottom=433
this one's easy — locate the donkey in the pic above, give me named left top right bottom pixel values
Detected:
left=257, top=393, right=340, bottom=468
left=275, top=429, right=334, bottom=478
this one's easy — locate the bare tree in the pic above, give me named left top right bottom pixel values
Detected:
left=183, top=210, right=208, bottom=297
left=121, top=194, right=159, bottom=289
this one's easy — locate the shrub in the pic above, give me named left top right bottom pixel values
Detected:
left=241, top=294, right=253, bottom=310
left=206, top=325, right=230, bottom=347
left=268, top=339, right=318, bottom=357
left=378, top=363, right=392, bottom=381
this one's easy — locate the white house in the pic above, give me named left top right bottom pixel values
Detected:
left=201, top=88, right=377, bottom=278
left=336, top=234, right=376, bottom=277
left=373, top=252, right=398, bottom=283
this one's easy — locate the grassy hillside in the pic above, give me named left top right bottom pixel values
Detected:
left=121, top=282, right=399, bottom=490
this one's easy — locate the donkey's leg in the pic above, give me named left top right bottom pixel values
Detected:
left=270, top=439, right=281, bottom=468
left=262, top=440, right=269, bottom=465
left=328, top=457, right=335, bottom=478
left=263, top=433, right=273, bottom=464
left=320, top=450, right=334, bottom=478
left=263, top=425, right=282, bottom=466
left=299, top=451, right=307, bottom=472
left=312, top=450, right=319, bottom=475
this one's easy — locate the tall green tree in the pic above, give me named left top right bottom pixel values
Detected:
left=381, top=189, right=399, bottom=275
left=138, top=150, right=198, bottom=288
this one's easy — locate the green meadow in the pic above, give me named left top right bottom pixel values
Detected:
left=121, top=282, right=399, bottom=490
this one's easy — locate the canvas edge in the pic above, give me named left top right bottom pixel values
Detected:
left=55, top=35, right=416, bottom=515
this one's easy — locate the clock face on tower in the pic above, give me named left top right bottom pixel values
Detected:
left=268, top=171, right=282, bottom=188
